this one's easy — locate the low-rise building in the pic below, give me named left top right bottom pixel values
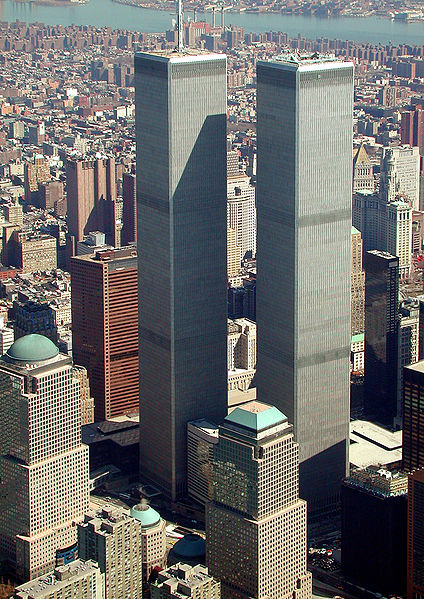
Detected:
left=14, top=560, right=104, bottom=599
left=151, top=563, right=220, bottom=599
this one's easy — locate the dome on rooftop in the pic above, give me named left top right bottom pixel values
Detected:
left=130, top=503, right=161, bottom=528
left=6, top=334, right=59, bottom=363
left=172, top=534, right=205, bottom=560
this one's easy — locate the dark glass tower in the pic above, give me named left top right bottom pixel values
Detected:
left=364, top=250, right=399, bottom=425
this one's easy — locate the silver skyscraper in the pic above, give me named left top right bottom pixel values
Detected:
left=135, top=51, right=228, bottom=500
left=256, top=54, right=354, bottom=516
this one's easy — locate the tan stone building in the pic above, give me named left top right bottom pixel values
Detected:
left=227, top=318, right=256, bottom=391
left=14, top=560, right=104, bottom=599
left=11, top=232, right=57, bottom=272
left=73, top=365, right=95, bottom=426
left=130, top=501, right=167, bottom=580
left=227, top=228, right=241, bottom=277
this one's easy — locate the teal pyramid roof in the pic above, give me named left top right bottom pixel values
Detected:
left=224, top=401, right=286, bottom=432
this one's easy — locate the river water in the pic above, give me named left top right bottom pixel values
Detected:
left=0, top=0, right=424, bottom=44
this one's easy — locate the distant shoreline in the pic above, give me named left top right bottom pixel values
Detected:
left=14, top=0, right=86, bottom=6
left=109, top=0, right=409, bottom=20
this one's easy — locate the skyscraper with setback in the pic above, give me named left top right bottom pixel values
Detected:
left=135, top=50, right=228, bottom=500
left=256, top=54, right=354, bottom=516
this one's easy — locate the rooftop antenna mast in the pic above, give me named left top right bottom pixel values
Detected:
left=177, top=0, right=184, bottom=51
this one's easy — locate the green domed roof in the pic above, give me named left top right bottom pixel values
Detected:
left=173, top=534, right=205, bottom=559
left=6, top=334, right=59, bottom=363
left=130, top=503, right=161, bottom=528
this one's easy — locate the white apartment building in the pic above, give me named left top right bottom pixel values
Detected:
left=227, top=173, right=256, bottom=259
left=14, top=560, right=104, bottom=599
left=381, top=145, right=420, bottom=210
left=78, top=506, right=144, bottom=599
left=0, top=334, right=90, bottom=581
left=384, top=200, right=412, bottom=280
left=353, top=193, right=412, bottom=280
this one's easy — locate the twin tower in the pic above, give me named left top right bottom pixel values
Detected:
left=136, top=50, right=354, bottom=518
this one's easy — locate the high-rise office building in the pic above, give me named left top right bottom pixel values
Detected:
left=364, top=250, right=399, bottom=425
left=136, top=50, right=228, bottom=500
left=0, top=334, right=90, bottom=580
left=71, top=246, right=138, bottom=421
left=352, top=144, right=375, bottom=193
left=14, top=301, right=58, bottom=343
left=256, top=54, right=353, bottom=515
left=66, top=157, right=117, bottom=246
left=78, top=506, right=144, bottom=599
left=227, top=172, right=256, bottom=260
left=187, top=419, right=219, bottom=505
left=351, top=227, right=365, bottom=336
left=206, top=401, right=312, bottom=599
left=407, top=468, right=424, bottom=599
left=403, top=361, right=424, bottom=472
left=122, top=171, right=137, bottom=246
left=342, top=467, right=407, bottom=595
left=401, top=105, right=424, bottom=169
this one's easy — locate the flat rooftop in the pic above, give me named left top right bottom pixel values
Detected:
left=350, top=420, right=402, bottom=470
left=405, top=360, right=424, bottom=375
left=136, top=49, right=225, bottom=63
left=260, top=52, right=352, bottom=71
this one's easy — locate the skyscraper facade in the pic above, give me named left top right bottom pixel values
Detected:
left=351, top=227, right=365, bottom=336
left=136, top=50, right=228, bottom=500
left=364, top=250, right=399, bottom=425
left=71, top=246, right=138, bottom=421
left=0, top=334, right=89, bottom=580
left=122, top=171, right=137, bottom=246
left=403, top=361, right=424, bottom=472
left=206, top=401, right=312, bottom=599
left=256, top=54, right=353, bottom=515
left=407, top=468, right=424, bottom=599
